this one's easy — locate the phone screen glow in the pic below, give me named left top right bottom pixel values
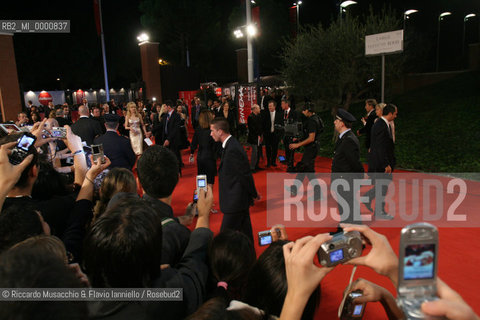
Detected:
left=403, top=244, right=435, bottom=280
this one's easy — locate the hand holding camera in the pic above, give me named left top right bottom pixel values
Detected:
left=340, top=223, right=399, bottom=286
left=317, top=230, right=363, bottom=267
left=0, top=141, right=34, bottom=198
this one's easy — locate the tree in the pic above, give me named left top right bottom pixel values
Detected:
left=281, top=7, right=405, bottom=110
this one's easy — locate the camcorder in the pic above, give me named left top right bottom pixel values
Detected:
left=318, top=231, right=363, bottom=267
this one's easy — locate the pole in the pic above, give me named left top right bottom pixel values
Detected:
left=246, top=0, right=254, bottom=83
left=381, top=54, right=385, bottom=103
left=436, top=17, right=441, bottom=72
left=296, top=5, right=300, bottom=33
left=98, top=0, right=110, bottom=102
left=462, top=20, right=466, bottom=66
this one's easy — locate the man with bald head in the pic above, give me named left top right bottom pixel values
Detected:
left=71, top=105, right=103, bottom=145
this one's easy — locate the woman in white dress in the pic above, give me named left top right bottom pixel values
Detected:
left=124, top=102, right=147, bottom=156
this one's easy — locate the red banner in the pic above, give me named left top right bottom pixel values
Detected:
left=178, top=90, right=197, bottom=109
left=289, top=5, right=297, bottom=38
left=237, top=85, right=257, bottom=124
left=252, top=6, right=261, bottom=36
left=93, top=0, right=101, bottom=36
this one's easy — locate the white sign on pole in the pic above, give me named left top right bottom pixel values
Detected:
left=365, top=30, right=404, bottom=56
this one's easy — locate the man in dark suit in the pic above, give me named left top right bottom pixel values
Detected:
left=365, top=104, right=398, bottom=220
left=93, top=114, right=136, bottom=170
left=161, top=100, right=183, bottom=171
left=210, top=117, right=258, bottom=243
left=263, top=100, right=283, bottom=167
left=280, top=98, right=300, bottom=171
left=91, top=105, right=106, bottom=134
left=71, top=105, right=103, bottom=146
left=357, top=99, right=378, bottom=150
left=190, top=97, right=203, bottom=129
left=332, top=109, right=365, bottom=224
left=247, top=104, right=263, bottom=171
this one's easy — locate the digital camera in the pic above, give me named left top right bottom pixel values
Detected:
left=51, top=127, right=67, bottom=138
left=340, top=290, right=366, bottom=319
left=318, top=231, right=363, bottom=267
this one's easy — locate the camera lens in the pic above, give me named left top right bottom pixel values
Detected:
left=329, top=244, right=335, bottom=250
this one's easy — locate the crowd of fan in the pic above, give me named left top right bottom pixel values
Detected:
left=0, top=97, right=478, bottom=320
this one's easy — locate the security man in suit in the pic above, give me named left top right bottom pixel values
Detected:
left=280, top=98, right=299, bottom=171
left=161, top=100, right=183, bottom=172
left=357, top=99, right=378, bottom=150
left=210, top=117, right=258, bottom=243
left=93, top=114, right=136, bottom=170
left=365, top=104, right=397, bottom=220
left=71, top=105, right=103, bottom=146
left=332, top=109, right=364, bottom=224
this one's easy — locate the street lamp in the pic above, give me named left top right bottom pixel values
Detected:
left=462, top=13, right=476, bottom=61
left=339, top=1, right=357, bottom=22
left=403, top=9, right=418, bottom=32
left=293, top=1, right=302, bottom=32
left=137, top=32, right=149, bottom=45
left=436, top=12, right=452, bottom=72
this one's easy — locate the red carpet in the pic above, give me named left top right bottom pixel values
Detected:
left=149, top=127, right=480, bottom=318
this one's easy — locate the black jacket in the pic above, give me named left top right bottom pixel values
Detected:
left=218, top=136, right=257, bottom=213
left=368, top=119, right=395, bottom=173
left=93, top=131, right=136, bottom=170
left=247, top=113, right=263, bottom=145
left=332, top=130, right=364, bottom=173
left=358, top=110, right=377, bottom=149
left=71, top=117, right=103, bottom=146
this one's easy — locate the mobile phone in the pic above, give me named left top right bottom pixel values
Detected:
left=50, top=127, right=67, bottom=138
left=0, top=123, right=21, bottom=134
left=9, top=133, right=37, bottom=165
left=193, top=190, right=198, bottom=203
left=196, top=175, right=207, bottom=193
left=278, top=155, right=286, bottom=162
left=397, top=223, right=439, bottom=319
left=91, top=144, right=106, bottom=164
left=340, top=290, right=365, bottom=319
left=258, top=231, right=272, bottom=246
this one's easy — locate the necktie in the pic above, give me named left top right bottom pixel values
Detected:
left=271, top=112, right=274, bottom=132
left=284, top=110, right=288, bottom=120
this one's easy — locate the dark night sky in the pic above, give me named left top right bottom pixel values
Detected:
left=2, top=0, right=479, bottom=91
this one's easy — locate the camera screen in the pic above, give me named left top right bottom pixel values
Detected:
left=353, top=304, right=363, bottom=316
left=329, top=249, right=344, bottom=262
left=92, top=146, right=100, bottom=154
left=198, top=178, right=206, bottom=188
left=51, top=130, right=63, bottom=137
left=259, top=234, right=272, bottom=246
left=403, top=244, right=435, bottom=280
left=193, top=193, right=198, bottom=201
left=17, top=135, right=35, bottom=151
left=278, top=156, right=286, bottom=161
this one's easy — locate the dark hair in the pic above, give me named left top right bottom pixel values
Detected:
left=303, top=102, right=315, bottom=112
left=209, top=231, right=256, bottom=300
left=32, top=156, right=68, bottom=200
left=137, top=146, right=179, bottom=198
left=245, top=241, right=320, bottom=320
left=83, top=197, right=163, bottom=288
left=211, top=117, right=230, bottom=134
left=0, top=245, right=87, bottom=319
left=105, top=121, right=118, bottom=130
left=268, top=100, right=276, bottom=107
left=0, top=133, right=38, bottom=188
left=0, top=204, right=45, bottom=253
left=186, top=297, right=261, bottom=320
left=164, top=100, right=173, bottom=107
left=383, top=103, right=397, bottom=116
left=365, top=99, right=377, bottom=107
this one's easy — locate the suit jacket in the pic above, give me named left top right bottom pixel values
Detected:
left=218, top=136, right=258, bottom=214
left=263, top=109, right=284, bottom=138
left=358, top=110, right=377, bottom=149
left=161, top=111, right=181, bottom=147
left=247, top=113, right=263, bottom=145
left=93, top=131, right=136, bottom=170
left=368, top=118, right=395, bottom=173
left=71, top=117, right=103, bottom=146
left=332, top=130, right=364, bottom=173
left=283, top=108, right=299, bottom=123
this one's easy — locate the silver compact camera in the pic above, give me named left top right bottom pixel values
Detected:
left=318, top=231, right=363, bottom=267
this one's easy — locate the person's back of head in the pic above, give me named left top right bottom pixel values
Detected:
left=209, top=231, right=256, bottom=300
left=78, top=105, right=89, bottom=116
left=84, top=197, right=163, bottom=288
left=245, top=241, right=320, bottom=320
left=137, top=146, right=179, bottom=199
left=93, top=168, right=137, bottom=221
left=186, top=297, right=262, bottom=320
left=32, top=156, right=68, bottom=200
left=0, top=244, right=87, bottom=319
left=383, top=103, right=397, bottom=116
left=0, top=204, right=46, bottom=253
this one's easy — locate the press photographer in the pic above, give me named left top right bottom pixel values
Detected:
left=288, top=103, right=324, bottom=176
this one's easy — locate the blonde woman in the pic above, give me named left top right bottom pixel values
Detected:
left=124, top=102, right=147, bottom=156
